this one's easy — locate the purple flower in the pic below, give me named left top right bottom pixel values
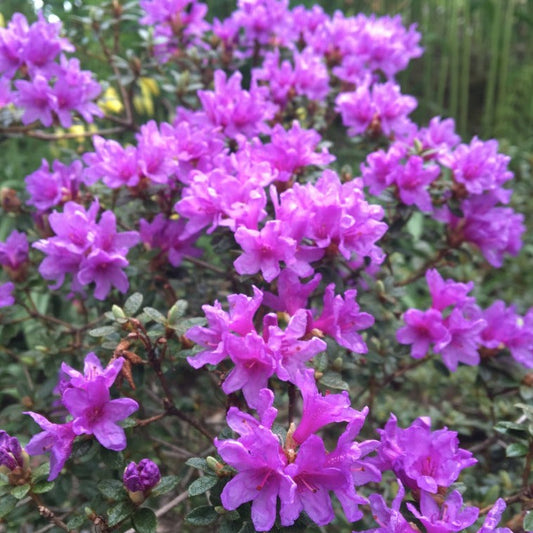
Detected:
left=395, top=156, right=440, bottom=212
left=24, top=413, right=76, bottom=481
left=216, top=425, right=296, bottom=532
left=0, top=282, right=15, bottom=308
left=336, top=82, right=417, bottom=139
left=292, top=369, right=360, bottom=444
left=282, top=434, right=346, bottom=526
left=62, top=376, right=138, bottom=451
left=265, top=309, right=326, bottom=383
left=477, top=498, right=512, bottom=533
left=262, top=270, right=322, bottom=316
left=50, top=55, right=102, bottom=127
left=14, top=74, right=55, bottom=127
left=375, top=414, right=477, bottom=494
left=0, top=230, right=29, bottom=274
left=26, top=159, right=83, bottom=211
left=313, top=284, right=374, bottom=353
left=60, top=352, right=125, bottom=390
left=83, top=136, right=139, bottom=188
left=223, top=331, right=276, bottom=409
left=198, top=70, right=276, bottom=139
left=123, top=459, right=161, bottom=494
left=0, top=431, right=26, bottom=473
left=396, top=308, right=451, bottom=359
left=234, top=220, right=299, bottom=282
left=139, top=214, right=201, bottom=267
left=426, top=269, right=475, bottom=312
left=364, top=482, right=418, bottom=532
left=436, top=308, right=486, bottom=371
left=407, top=490, right=479, bottom=533
left=254, top=121, right=334, bottom=182
left=444, top=137, right=513, bottom=197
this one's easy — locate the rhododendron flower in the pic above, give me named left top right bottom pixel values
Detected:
left=123, top=458, right=161, bottom=494
left=396, top=308, right=450, bottom=359
left=62, top=376, right=138, bottom=451
left=0, top=230, right=29, bottom=273
left=0, top=431, right=26, bottom=473
left=407, top=490, right=479, bottom=532
left=216, top=424, right=296, bottom=531
left=24, top=413, right=76, bottom=481
left=0, top=282, right=15, bottom=307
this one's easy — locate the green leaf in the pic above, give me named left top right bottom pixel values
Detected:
left=31, top=462, right=50, bottom=482
left=150, top=475, right=180, bottom=497
left=10, top=484, right=30, bottom=499
left=107, top=501, right=136, bottom=527
left=32, top=480, right=55, bottom=494
left=219, top=519, right=244, bottom=533
left=124, top=293, right=143, bottom=315
left=132, top=507, right=157, bottom=533
left=143, top=307, right=167, bottom=324
left=188, top=475, right=218, bottom=497
left=71, top=438, right=95, bottom=459
left=313, top=351, right=328, bottom=372
left=0, top=494, right=17, bottom=518
left=185, top=505, right=218, bottom=526
left=319, top=372, right=349, bottom=390
left=185, top=457, right=210, bottom=473
left=524, top=511, right=533, bottom=532
left=168, top=300, right=188, bottom=324
left=494, top=421, right=527, bottom=434
left=506, top=442, right=529, bottom=457
left=100, top=448, right=125, bottom=470
left=66, top=514, right=86, bottom=530
left=97, top=479, right=125, bottom=500
left=88, top=326, right=117, bottom=337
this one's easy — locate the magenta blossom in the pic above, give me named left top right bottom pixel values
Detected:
left=24, top=413, right=76, bottom=481
left=62, top=376, right=138, bottom=451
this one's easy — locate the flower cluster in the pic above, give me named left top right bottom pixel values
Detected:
left=397, top=269, right=533, bottom=370
left=215, top=384, right=372, bottom=530
left=33, top=201, right=139, bottom=299
left=0, top=13, right=102, bottom=127
left=25, top=353, right=138, bottom=480
left=361, top=118, right=525, bottom=267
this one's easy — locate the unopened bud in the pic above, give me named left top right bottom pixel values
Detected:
left=112, top=305, right=126, bottom=319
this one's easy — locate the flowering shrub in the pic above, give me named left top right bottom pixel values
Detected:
left=0, top=1, right=531, bottom=532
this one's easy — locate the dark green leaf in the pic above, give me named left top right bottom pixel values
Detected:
left=97, top=479, right=125, bottom=500
left=88, top=326, right=117, bottom=337
left=124, top=293, right=143, bottom=315
left=188, top=475, right=218, bottom=497
left=10, top=484, right=30, bottom=499
left=167, top=300, right=188, bottom=324
left=31, top=462, right=50, bottom=482
left=132, top=507, right=157, bottom=533
left=319, top=372, right=349, bottom=390
left=32, top=480, right=55, bottom=494
left=66, top=515, right=86, bottom=530
left=143, top=307, right=167, bottom=324
left=185, top=505, right=218, bottom=526
left=150, top=475, right=180, bottom=497
left=185, top=457, right=210, bottom=473
left=524, top=511, right=533, bottom=531
left=0, top=494, right=17, bottom=518
left=107, top=501, right=135, bottom=527
left=506, top=442, right=529, bottom=457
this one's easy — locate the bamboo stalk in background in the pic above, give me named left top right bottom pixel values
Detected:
left=436, top=0, right=450, bottom=113
left=448, top=0, right=460, bottom=120
left=459, top=0, right=472, bottom=136
left=482, top=0, right=503, bottom=137
left=494, top=0, right=515, bottom=135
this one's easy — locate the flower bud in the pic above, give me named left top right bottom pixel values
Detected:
left=0, top=431, right=30, bottom=484
left=123, top=459, right=161, bottom=504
